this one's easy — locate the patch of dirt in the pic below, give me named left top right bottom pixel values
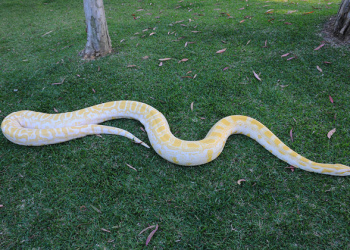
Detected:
left=321, top=16, right=350, bottom=47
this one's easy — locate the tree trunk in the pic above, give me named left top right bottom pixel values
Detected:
left=334, top=0, right=350, bottom=38
left=81, top=0, right=112, bottom=59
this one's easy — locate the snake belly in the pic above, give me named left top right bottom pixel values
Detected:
left=1, top=101, right=349, bottom=176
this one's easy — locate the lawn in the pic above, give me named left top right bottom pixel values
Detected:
left=1, top=0, right=349, bottom=248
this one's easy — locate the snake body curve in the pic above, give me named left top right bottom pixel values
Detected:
left=1, top=101, right=349, bottom=176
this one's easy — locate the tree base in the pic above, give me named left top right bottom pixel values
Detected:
left=79, top=48, right=112, bottom=60
left=333, top=0, right=350, bottom=38
left=322, top=16, right=350, bottom=46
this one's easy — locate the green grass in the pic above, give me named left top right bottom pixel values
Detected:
left=1, top=0, right=350, bottom=248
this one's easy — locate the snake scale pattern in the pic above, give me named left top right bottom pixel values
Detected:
left=1, top=101, right=349, bottom=176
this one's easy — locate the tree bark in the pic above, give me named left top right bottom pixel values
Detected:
left=81, top=0, right=112, bottom=59
left=334, top=0, right=350, bottom=38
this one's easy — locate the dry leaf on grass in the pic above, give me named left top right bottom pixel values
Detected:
left=126, top=163, right=137, bottom=171
left=139, top=225, right=156, bottom=235
left=281, top=53, right=290, bottom=57
left=101, top=228, right=111, bottom=233
left=316, top=66, right=322, bottom=72
left=146, top=224, right=159, bottom=246
left=190, top=102, right=194, bottom=111
left=53, top=108, right=58, bottom=113
left=159, top=58, right=172, bottom=61
left=314, top=43, right=325, bottom=50
left=290, top=128, right=293, bottom=142
left=216, top=48, right=227, bottom=54
left=285, top=166, right=295, bottom=172
left=253, top=71, right=261, bottom=81
left=303, top=11, right=314, bottom=15
left=329, top=95, right=334, bottom=103
left=90, top=205, right=101, bottom=213
left=52, top=78, right=65, bottom=85
left=178, top=58, right=189, bottom=63
left=327, top=128, right=336, bottom=139
left=262, top=40, right=268, bottom=48
left=237, top=179, right=246, bottom=185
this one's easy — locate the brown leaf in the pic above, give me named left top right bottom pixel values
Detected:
left=239, top=20, right=245, bottom=23
left=253, top=71, right=261, bottom=81
left=52, top=77, right=65, bottom=85
left=216, top=48, right=227, bottom=54
left=178, top=58, right=189, bottom=63
left=286, top=10, right=297, bottom=14
left=324, top=61, right=332, bottom=64
left=284, top=22, right=292, bottom=25
left=159, top=58, right=172, bottom=61
left=101, top=228, right=111, bottom=233
left=329, top=95, right=334, bottom=103
left=237, top=179, right=246, bottom=185
left=139, top=225, right=156, bottom=235
left=316, top=65, right=322, bottom=72
left=314, top=43, right=325, bottom=50
left=90, top=205, right=101, bottom=213
left=281, top=53, right=290, bottom=57
left=262, top=40, right=268, bottom=48
left=149, top=32, right=156, bottom=36
left=145, top=224, right=159, bottom=246
left=303, top=11, right=314, bottom=15
left=327, top=128, right=336, bottom=139
left=126, top=163, right=137, bottom=171
left=285, top=166, right=295, bottom=172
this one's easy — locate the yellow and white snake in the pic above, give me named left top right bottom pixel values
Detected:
left=1, top=101, right=349, bottom=176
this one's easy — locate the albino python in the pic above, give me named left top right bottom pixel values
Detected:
left=1, top=101, right=349, bottom=176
